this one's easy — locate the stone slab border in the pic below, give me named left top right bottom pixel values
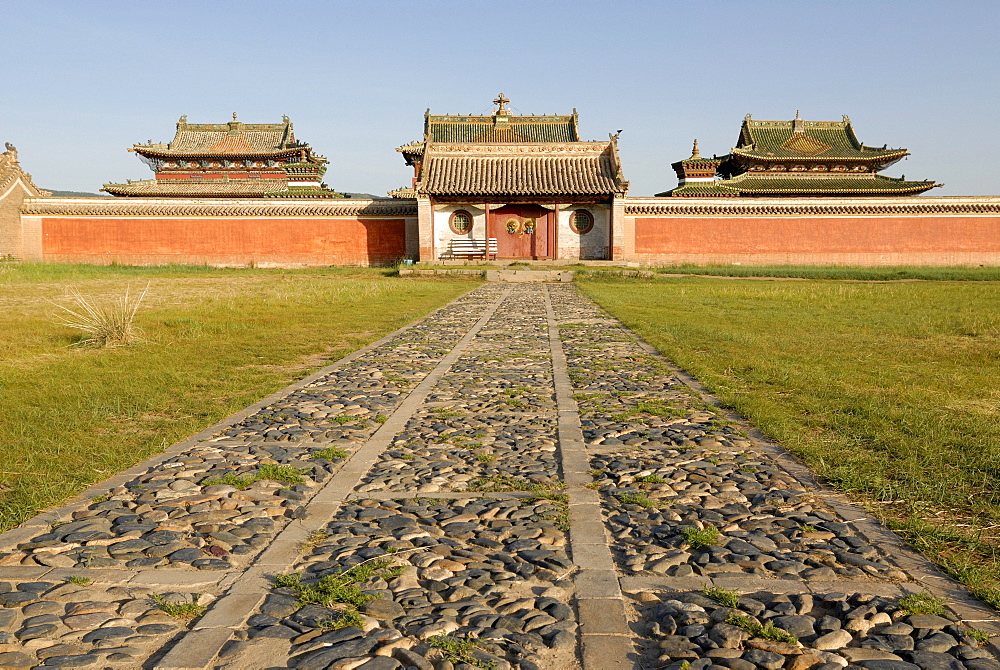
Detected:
left=544, top=285, right=638, bottom=670
left=153, top=286, right=512, bottom=669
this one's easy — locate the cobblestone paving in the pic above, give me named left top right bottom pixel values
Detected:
left=0, top=283, right=997, bottom=670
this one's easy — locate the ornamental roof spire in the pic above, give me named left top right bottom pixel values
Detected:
left=792, top=109, right=805, bottom=134
left=691, top=139, right=700, bottom=158
left=493, top=92, right=510, bottom=116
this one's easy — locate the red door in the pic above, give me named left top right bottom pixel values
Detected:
left=491, top=204, right=550, bottom=259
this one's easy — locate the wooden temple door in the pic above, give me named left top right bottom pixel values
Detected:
left=490, top=204, right=550, bottom=259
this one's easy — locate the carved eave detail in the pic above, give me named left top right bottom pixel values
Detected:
left=429, top=142, right=611, bottom=156
left=1, top=144, right=50, bottom=197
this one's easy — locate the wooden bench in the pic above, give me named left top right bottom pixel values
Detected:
left=446, top=237, right=497, bottom=260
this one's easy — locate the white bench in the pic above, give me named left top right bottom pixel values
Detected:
left=447, top=237, right=497, bottom=260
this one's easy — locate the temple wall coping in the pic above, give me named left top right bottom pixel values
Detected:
left=23, top=196, right=1000, bottom=219
left=20, top=197, right=419, bottom=218
left=624, top=196, right=1000, bottom=217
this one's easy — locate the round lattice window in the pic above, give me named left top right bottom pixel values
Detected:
left=449, top=210, right=473, bottom=235
left=570, top=209, right=594, bottom=235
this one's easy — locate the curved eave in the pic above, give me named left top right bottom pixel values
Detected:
left=734, top=184, right=939, bottom=196
left=729, top=148, right=909, bottom=163
left=102, top=190, right=274, bottom=198
left=101, top=182, right=290, bottom=198
left=658, top=191, right=739, bottom=198
left=131, top=147, right=316, bottom=160
left=417, top=187, right=625, bottom=198
left=265, top=193, right=346, bottom=199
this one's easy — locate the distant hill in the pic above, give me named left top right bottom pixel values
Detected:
left=45, top=190, right=111, bottom=198
left=341, top=192, right=384, bottom=199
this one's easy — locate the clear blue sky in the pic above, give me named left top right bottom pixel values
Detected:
left=3, top=0, right=998, bottom=196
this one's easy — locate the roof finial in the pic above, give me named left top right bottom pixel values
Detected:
left=691, top=139, right=700, bottom=158
left=493, top=92, right=510, bottom=115
left=795, top=109, right=801, bottom=120
left=232, top=112, right=238, bottom=121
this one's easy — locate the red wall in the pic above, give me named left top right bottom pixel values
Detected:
left=633, top=215, right=1000, bottom=265
left=40, top=216, right=406, bottom=266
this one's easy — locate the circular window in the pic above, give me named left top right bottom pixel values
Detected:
left=570, top=209, right=594, bottom=235
left=449, top=210, right=473, bottom=235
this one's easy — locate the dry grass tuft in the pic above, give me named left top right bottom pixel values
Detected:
left=51, top=284, right=148, bottom=347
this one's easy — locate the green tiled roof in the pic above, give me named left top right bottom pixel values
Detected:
left=102, top=178, right=344, bottom=198
left=131, top=116, right=320, bottom=160
left=656, top=182, right=736, bottom=197
left=426, top=114, right=578, bottom=143
left=659, top=173, right=940, bottom=197
left=731, top=116, right=906, bottom=163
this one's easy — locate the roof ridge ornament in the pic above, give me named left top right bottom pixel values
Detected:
left=792, top=110, right=805, bottom=134
left=493, top=93, right=510, bottom=116
left=691, top=139, right=700, bottom=158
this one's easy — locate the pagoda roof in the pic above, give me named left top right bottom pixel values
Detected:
left=425, top=113, right=579, bottom=144
left=421, top=94, right=579, bottom=145
left=416, top=142, right=627, bottom=197
left=659, top=172, right=940, bottom=197
left=396, top=142, right=425, bottom=155
left=729, top=115, right=908, bottom=164
left=101, top=179, right=343, bottom=198
left=387, top=186, right=416, bottom=199
left=130, top=115, right=322, bottom=160
left=672, top=141, right=721, bottom=168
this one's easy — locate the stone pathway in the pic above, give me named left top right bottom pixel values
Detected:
left=0, top=283, right=997, bottom=670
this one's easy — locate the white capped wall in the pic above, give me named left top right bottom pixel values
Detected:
left=433, top=203, right=487, bottom=259
left=557, top=203, right=609, bottom=260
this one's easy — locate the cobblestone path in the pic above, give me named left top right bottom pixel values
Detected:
left=0, top=283, right=998, bottom=670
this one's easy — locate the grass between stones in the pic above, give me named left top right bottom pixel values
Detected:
left=578, top=275, right=1000, bottom=608
left=467, top=474, right=564, bottom=493
left=311, top=446, right=349, bottom=461
left=151, top=593, right=206, bottom=619
left=898, top=591, right=948, bottom=616
left=273, top=559, right=405, bottom=630
left=428, top=635, right=494, bottom=669
left=201, top=464, right=305, bottom=490
left=725, top=612, right=799, bottom=644
left=0, top=263, right=479, bottom=531
left=702, top=586, right=741, bottom=609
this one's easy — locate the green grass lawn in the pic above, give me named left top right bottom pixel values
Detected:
left=578, top=274, right=1000, bottom=607
left=639, top=264, right=1000, bottom=281
left=0, top=263, right=479, bottom=531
